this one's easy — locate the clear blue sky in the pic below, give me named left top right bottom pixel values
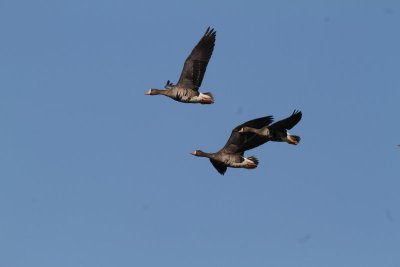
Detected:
left=1, top=0, right=399, bottom=266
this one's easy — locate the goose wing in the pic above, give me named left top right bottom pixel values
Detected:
left=222, top=116, right=274, bottom=154
left=269, top=110, right=302, bottom=131
left=176, top=27, right=216, bottom=89
left=209, top=159, right=227, bottom=175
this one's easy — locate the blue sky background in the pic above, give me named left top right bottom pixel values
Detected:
left=1, top=0, right=399, bottom=266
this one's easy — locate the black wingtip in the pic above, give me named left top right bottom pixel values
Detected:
left=293, top=109, right=302, bottom=116
left=165, top=80, right=174, bottom=86
left=266, top=115, right=274, bottom=125
left=217, top=167, right=226, bottom=175
left=204, top=26, right=216, bottom=37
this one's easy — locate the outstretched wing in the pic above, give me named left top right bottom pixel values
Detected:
left=269, top=110, right=302, bottom=131
left=222, top=116, right=274, bottom=153
left=232, top=115, right=275, bottom=132
left=209, top=159, right=227, bottom=175
left=176, top=27, right=216, bottom=89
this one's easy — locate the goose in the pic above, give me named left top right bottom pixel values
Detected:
left=191, top=116, right=273, bottom=175
left=146, top=27, right=216, bottom=104
left=239, top=110, right=302, bottom=145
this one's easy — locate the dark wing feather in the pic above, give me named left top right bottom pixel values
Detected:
left=239, top=133, right=269, bottom=152
left=232, top=115, right=274, bottom=132
left=210, top=159, right=227, bottom=175
left=269, top=110, right=302, bottom=131
left=176, top=27, right=216, bottom=89
left=222, top=116, right=274, bottom=153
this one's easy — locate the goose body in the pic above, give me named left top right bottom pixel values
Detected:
left=239, top=110, right=302, bottom=145
left=191, top=116, right=273, bottom=175
left=146, top=27, right=216, bottom=104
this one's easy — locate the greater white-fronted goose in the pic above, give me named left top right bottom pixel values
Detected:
left=239, top=110, right=302, bottom=145
left=146, top=27, right=216, bottom=104
left=191, top=116, right=273, bottom=175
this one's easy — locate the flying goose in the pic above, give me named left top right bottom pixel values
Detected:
left=239, top=110, right=302, bottom=145
left=146, top=27, right=216, bottom=104
left=191, top=116, right=274, bottom=175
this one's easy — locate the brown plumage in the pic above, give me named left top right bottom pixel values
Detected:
left=146, top=27, right=216, bottom=104
left=191, top=116, right=273, bottom=175
left=239, top=110, right=302, bottom=145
